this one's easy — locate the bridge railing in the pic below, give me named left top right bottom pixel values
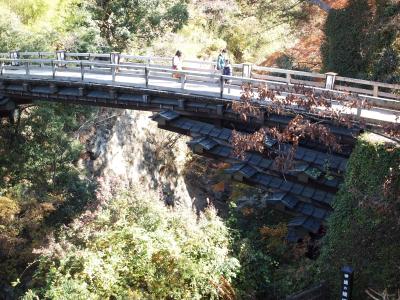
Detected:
left=0, top=53, right=399, bottom=115
left=4, top=51, right=399, bottom=99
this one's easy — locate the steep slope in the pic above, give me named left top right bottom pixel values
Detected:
left=84, top=110, right=193, bottom=208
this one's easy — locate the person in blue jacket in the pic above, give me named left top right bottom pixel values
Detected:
left=216, top=49, right=227, bottom=71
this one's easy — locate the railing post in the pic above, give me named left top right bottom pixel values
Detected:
left=25, top=62, right=30, bottom=75
left=1, top=62, right=4, bottom=76
left=110, top=52, right=120, bottom=65
left=242, top=63, right=252, bottom=78
left=145, top=66, right=149, bottom=87
left=38, top=52, right=44, bottom=67
left=325, top=72, right=337, bottom=90
left=178, top=99, right=185, bottom=109
left=110, top=52, right=120, bottom=77
left=356, top=102, right=362, bottom=118
left=111, top=65, right=116, bottom=82
left=9, top=50, right=19, bottom=66
left=80, top=61, right=84, bottom=80
left=49, top=83, right=57, bottom=93
left=56, top=50, right=66, bottom=68
left=216, top=104, right=224, bottom=115
left=78, top=87, right=85, bottom=97
left=88, top=53, right=93, bottom=70
left=22, top=82, right=29, bottom=92
left=220, top=75, right=224, bottom=98
left=373, top=85, right=378, bottom=97
left=286, top=72, right=291, bottom=84
left=181, top=74, right=186, bottom=89
left=51, top=60, right=56, bottom=78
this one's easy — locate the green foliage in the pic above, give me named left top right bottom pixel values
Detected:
left=28, top=189, right=239, bottom=299
left=0, top=0, right=106, bottom=53
left=0, top=0, right=48, bottom=25
left=217, top=4, right=297, bottom=62
left=237, top=0, right=308, bottom=28
left=1, top=103, right=91, bottom=192
left=0, top=196, right=20, bottom=223
left=321, top=0, right=371, bottom=77
left=226, top=184, right=313, bottom=299
left=87, top=0, right=189, bottom=51
left=50, top=0, right=108, bottom=52
left=316, top=134, right=400, bottom=299
left=367, top=1, right=400, bottom=82
left=0, top=5, right=54, bottom=52
left=0, top=103, right=95, bottom=295
left=322, top=0, right=400, bottom=81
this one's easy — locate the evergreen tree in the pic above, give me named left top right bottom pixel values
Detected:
left=321, top=0, right=372, bottom=77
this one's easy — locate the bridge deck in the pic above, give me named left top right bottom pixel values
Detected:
left=1, top=66, right=398, bottom=124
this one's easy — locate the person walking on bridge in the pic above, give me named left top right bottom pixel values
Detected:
left=223, top=59, right=232, bottom=84
left=172, top=50, right=183, bottom=78
left=216, top=49, right=227, bottom=72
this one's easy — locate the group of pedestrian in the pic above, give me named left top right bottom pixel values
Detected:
left=172, top=49, right=232, bottom=82
left=216, top=49, right=233, bottom=83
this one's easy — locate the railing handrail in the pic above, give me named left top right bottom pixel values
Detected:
left=335, top=76, right=400, bottom=89
left=252, top=65, right=327, bottom=78
left=0, top=55, right=399, bottom=119
left=1, top=55, right=399, bottom=90
left=1, top=51, right=399, bottom=90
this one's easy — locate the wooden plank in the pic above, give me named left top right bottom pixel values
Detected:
left=66, top=53, right=90, bottom=57
left=336, top=75, right=400, bottom=89
left=289, top=78, right=325, bottom=88
left=117, top=70, right=145, bottom=76
left=378, top=91, right=400, bottom=100
left=148, top=75, right=181, bottom=83
left=183, top=67, right=215, bottom=73
left=252, top=73, right=288, bottom=83
left=363, top=97, right=400, bottom=110
left=185, top=78, right=220, bottom=87
left=252, top=65, right=326, bottom=78
left=84, top=69, right=113, bottom=75
left=186, top=75, right=219, bottom=83
left=335, top=85, right=374, bottom=95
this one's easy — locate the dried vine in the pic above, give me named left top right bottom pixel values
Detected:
left=230, top=83, right=348, bottom=172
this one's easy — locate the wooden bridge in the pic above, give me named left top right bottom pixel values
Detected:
left=0, top=51, right=399, bottom=242
left=0, top=51, right=399, bottom=122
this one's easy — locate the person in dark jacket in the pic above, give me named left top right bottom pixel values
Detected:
left=223, top=59, right=232, bottom=84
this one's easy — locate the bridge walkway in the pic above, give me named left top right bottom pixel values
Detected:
left=0, top=52, right=399, bottom=126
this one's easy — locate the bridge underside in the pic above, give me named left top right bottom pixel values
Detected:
left=0, top=77, right=358, bottom=242
left=152, top=111, right=350, bottom=242
left=0, top=77, right=359, bottom=151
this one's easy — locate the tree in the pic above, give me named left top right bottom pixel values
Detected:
left=321, top=0, right=372, bottom=77
left=321, top=0, right=400, bottom=81
left=87, top=0, right=189, bottom=51
left=1, top=0, right=49, bottom=25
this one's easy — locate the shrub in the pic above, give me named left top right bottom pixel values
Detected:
left=316, top=134, right=400, bottom=299
left=27, top=188, right=240, bottom=299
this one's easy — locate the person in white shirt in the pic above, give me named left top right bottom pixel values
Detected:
left=172, top=50, right=182, bottom=78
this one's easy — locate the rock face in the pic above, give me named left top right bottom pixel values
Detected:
left=84, top=109, right=193, bottom=208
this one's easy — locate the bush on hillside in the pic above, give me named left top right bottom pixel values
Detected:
left=316, top=134, right=400, bottom=299
left=24, top=188, right=240, bottom=299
